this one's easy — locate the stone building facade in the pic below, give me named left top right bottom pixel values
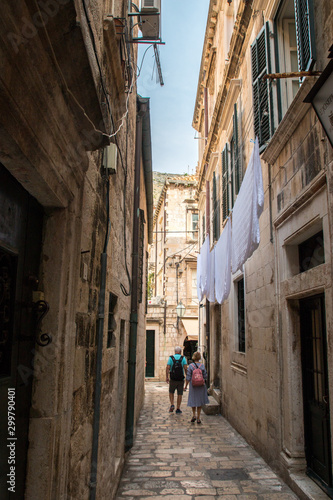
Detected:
left=193, top=0, right=333, bottom=498
left=146, top=175, right=199, bottom=382
left=0, top=1, right=153, bottom=499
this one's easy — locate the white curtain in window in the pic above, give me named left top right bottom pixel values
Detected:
left=231, top=138, right=264, bottom=274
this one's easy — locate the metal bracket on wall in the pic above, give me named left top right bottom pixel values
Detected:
left=33, top=300, right=52, bottom=347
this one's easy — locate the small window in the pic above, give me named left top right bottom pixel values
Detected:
left=237, top=278, right=246, bottom=353
left=187, top=210, right=198, bottom=241
left=191, top=212, right=199, bottom=240
left=107, top=293, right=118, bottom=348
left=299, top=231, right=324, bottom=273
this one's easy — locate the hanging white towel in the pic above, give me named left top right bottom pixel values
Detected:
left=196, top=253, right=203, bottom=302
left=215, top=218, right=231, bottom=304
left=231, top=138, right=264, bottom=274
left=207, top=246, right=215, bottom=303
left=199, top=234, right=211, bottom=297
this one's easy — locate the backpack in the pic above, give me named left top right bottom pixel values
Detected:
left=170, top=355, right=184, bottom=381
left=191, top=363, right=205, bottom=387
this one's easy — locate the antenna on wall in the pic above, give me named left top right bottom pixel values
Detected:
left=153, top=44, right=164, bottom=86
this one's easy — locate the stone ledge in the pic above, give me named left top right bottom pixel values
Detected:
left=289, top=472, right=330, bottom=500
left=203, top=396, right=220, bottom=415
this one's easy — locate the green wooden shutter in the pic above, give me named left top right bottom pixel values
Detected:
left=213, top=171, right=217, bottom=241
left=233, top=103, right=241, bottom=195
left=251, top=22, right=273, bottom=148
left=294, top=0, right=316, bottom=71
left=216, top=174, right=220, bottom=240
left=222, top=145, right=229, bottom=222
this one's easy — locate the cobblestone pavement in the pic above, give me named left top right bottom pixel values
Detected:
left=115, top=381, right=299, bottom=500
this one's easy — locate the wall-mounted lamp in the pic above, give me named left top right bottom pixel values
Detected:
left=176, top=301, right=186, bottom=318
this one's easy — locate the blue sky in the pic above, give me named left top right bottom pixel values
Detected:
left=137, top=0, right=209, bottom=175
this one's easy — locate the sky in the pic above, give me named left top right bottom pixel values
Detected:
left=137, top=0, right=209, bottom=175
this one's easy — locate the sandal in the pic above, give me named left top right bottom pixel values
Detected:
left=191, top=417, right=196, bottom=423
left=197, top=419, right=202, bottom=424
left=169, top=405, right=175, bottom=412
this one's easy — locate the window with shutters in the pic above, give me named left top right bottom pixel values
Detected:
left=212, top=171, right=220, bottom=242
left=251, top=22, right=274, bottom=148
left=222, top=145, right=230, bottom=223
left=274, top=0, right=316, bottom=121
left=202, top=214, right=206, bottom=244
left=230, top=103, right=242, bottom=202
left=187, top=209, right=199, bottom=242
left=221, top=104, right=242, bottom=223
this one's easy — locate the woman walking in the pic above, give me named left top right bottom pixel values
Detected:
left=184, top=351, right=208, bottom=424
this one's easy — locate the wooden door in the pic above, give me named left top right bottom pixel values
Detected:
left=145, top=330, right=155, bottom=377
left=300, top=294, right=333, bottom=496
left=0, top=165, right=43, bottom=498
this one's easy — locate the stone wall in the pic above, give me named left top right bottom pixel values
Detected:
left=0, top=1, right=149, bottom=499
left=193, top=0, right=333, bottom=496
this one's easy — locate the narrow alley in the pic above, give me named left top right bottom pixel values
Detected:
left=115, top=382, right=298, bottom=499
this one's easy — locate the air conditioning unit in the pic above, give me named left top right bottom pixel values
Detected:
left=148, top=295, right=164, bottom=306
left=140, top=15, right=160, bottom=39
left=141, top=0, right=160, bottom=12
left=102, top=143, right=117, bottom=174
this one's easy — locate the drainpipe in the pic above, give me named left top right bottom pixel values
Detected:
left=268, top=164, right=273, bottom=243
left=89, top=179, right=110, bottom=500
left=125, top=97, right=147, bottom=452
left=204, top=86, right=211, bottom=386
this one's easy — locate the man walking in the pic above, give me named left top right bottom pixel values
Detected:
left=166, top=346, right=187, bottom=414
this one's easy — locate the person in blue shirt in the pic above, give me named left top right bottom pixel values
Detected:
left=166, top=346, right=188, bottom=414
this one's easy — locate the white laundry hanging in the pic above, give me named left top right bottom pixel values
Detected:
left=215, top=218, right=231, bottom=304
left=207, top=246, right=215, bottom=303
left=231, top=138, right=264, bottom=274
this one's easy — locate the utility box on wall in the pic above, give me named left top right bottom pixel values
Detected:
left=140, top=0, right=161, bottom=40
left=103, top=143, right=118, bottom=174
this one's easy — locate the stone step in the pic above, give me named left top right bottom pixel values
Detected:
left=203, top=396, right=220, bottom=415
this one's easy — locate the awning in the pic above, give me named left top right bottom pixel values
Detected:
left=181, top=318, right=198, bottom=340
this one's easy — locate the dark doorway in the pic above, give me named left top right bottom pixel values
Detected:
left=300, top=294, right=333, bottom=496
left=145, top=330, right=155, bottom=377
left=0, top=165, right=43, bottom=498
left=213, top=304, right=221, bottom=386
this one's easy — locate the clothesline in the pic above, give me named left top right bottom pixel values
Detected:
left=197, top=138, right=264, bottom=305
